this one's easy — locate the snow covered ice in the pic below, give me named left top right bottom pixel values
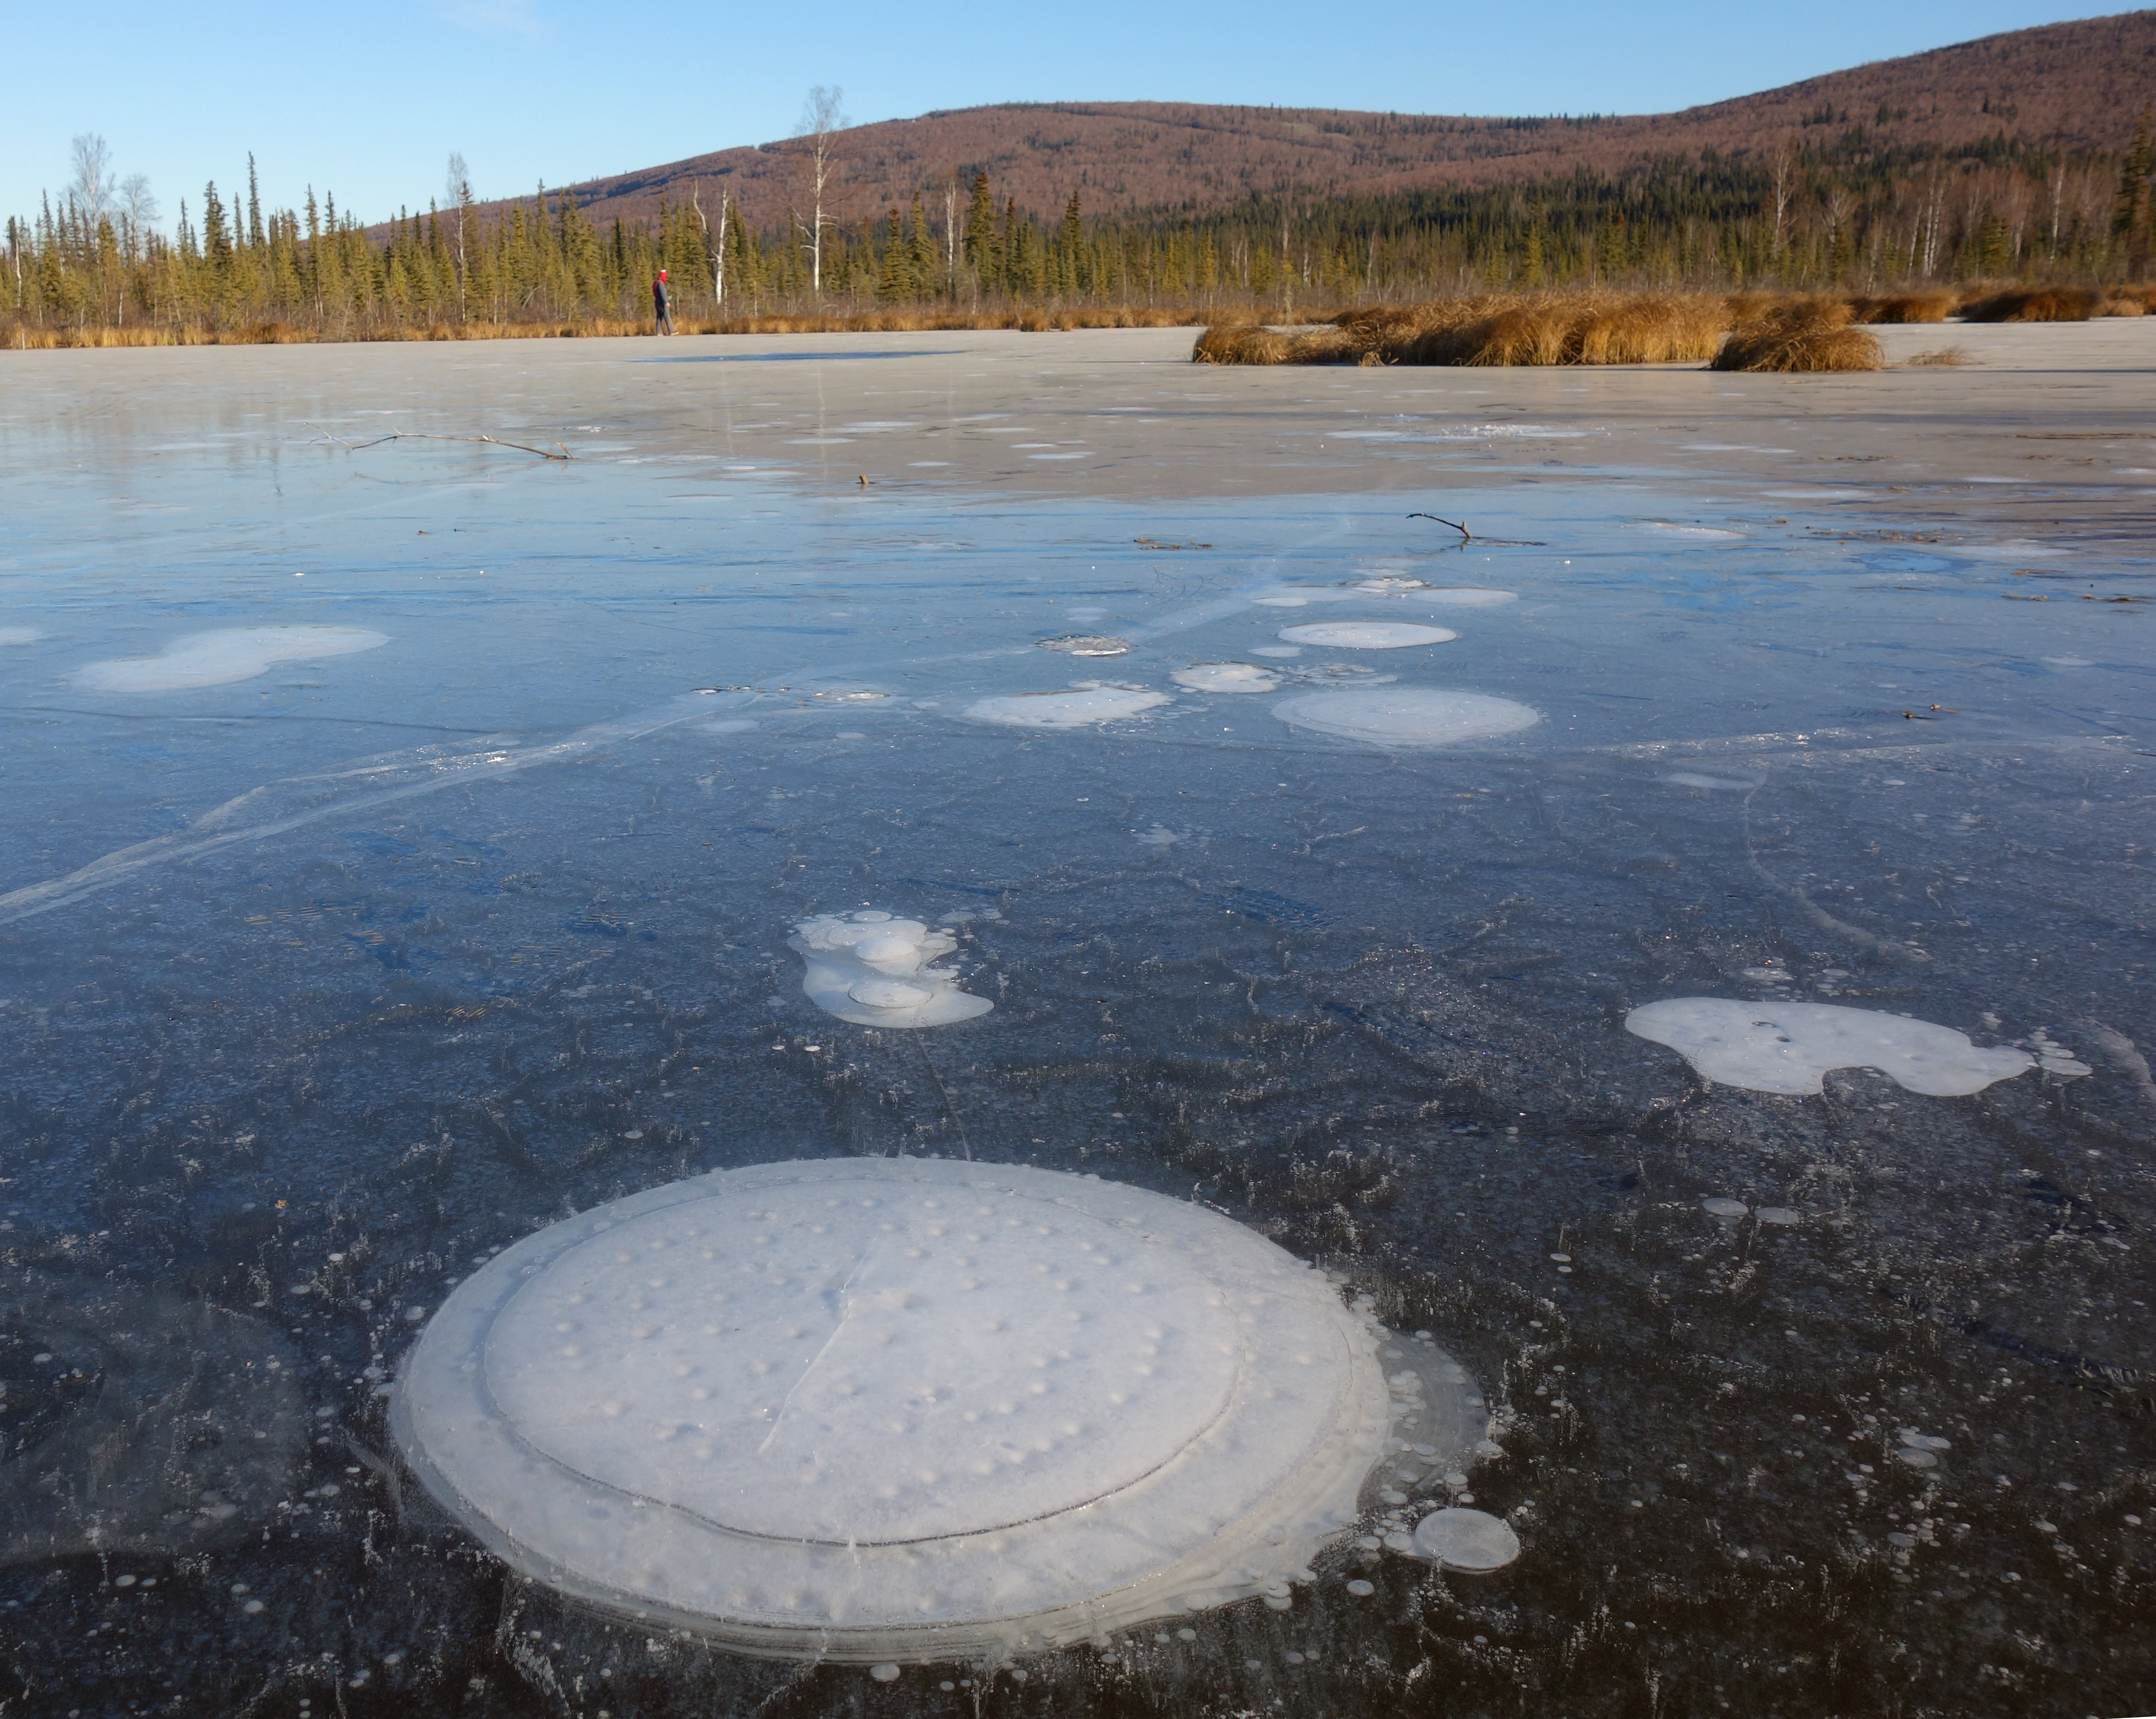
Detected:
left=2, top=326, right=2152, bottom=1718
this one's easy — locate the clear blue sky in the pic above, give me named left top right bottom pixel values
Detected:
left=1, top=0, right=2123, bottom=230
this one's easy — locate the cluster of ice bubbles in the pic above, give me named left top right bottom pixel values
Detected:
left=984, top=575, right=1536, bottom=749
left=787, top=911, right=994, bottom=1028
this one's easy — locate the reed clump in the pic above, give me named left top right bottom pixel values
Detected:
left=1848, top=289, right=1957, bottom=323
left=1196, top=292, right=1728, bottom=367
left=1958, top=286, right=2100, bottom=322
left=1903, top=347, right=1970, bottom=366
left=1711, top=300, right=1884, bottom=372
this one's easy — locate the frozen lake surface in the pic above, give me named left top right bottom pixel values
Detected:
left=1, top=325, right=2152, bottom=1716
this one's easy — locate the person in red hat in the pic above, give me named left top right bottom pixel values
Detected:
left=653, top=269, right=673, bottom=336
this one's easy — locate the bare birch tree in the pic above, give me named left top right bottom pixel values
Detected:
left=692, top=180, right=728, bottom=311
left=1765, top=137, right=1796, bottom=262
left=446, top=152, right=474, bottom=323
left=793, top=85, right=847, bottom=299
left=69, top=133, right=115, bottom=223
left=119, top=174, right=158, bottom=264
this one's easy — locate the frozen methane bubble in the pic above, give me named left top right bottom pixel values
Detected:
left=391, top=1158, right=1405, bottom=1662
left=1035, top=635, right=1129, bottom=657
left=1411, top=1508, right=1521, bottom=1573
left=1275, top=622, right=1460, bottom=649
left=788, top=910, right=992, bottom=1029
left=69, top=626, right=389, bottom=692
left=1273, top=688, right=1541, bottom=749
left=1170, top=663, right=1282, bottom=694
left=963, top=686, right=1169, bottom=729
left=1625, top=999, right=2034, bottom=1097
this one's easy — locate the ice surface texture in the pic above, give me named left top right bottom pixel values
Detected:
left=963, top=687, right=1169, bottom=728
left=1275, top=622, right=1459, bottom=649
left=391, top=1159, right=1395, bottom=1661
left=1272, top=688, right=1541, bottom=749
left=0, top=1274, right=305, bottom=1565
left=70, top=626, right=388, bottom=691
left=788, top=910, right=993, bottom=1028
left=1626, top=999, right=2034, bottom=1097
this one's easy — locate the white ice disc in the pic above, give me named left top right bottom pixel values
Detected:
left=392, top=1159, right=1395, bottom=1661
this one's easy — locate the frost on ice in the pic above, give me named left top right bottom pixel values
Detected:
left=1625, top=999, right=2034, bottom=1097
left=391, top=1158, right=1428, bottom=1661
left=788, top=910, right=993, bottom=1028
left=962, top=686, right=1169, bottom=728
left=70, top=626, right=389, bottom=691
left=1272, top=687, right=1541, bottom=748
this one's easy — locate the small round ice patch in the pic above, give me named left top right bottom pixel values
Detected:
left=392, top=1159, right=1396, bottom=1661
left=1275, top=622, right=1459, bottom=649
left=1272, top=688, right=1541, bottom=749
left=1171, top=662, right=1281, bottom=693
left=1411, top=1508, right=1521, bottom=1572
left=963, top=687, right=1168, bottom=729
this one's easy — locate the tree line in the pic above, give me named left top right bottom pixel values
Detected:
left=6, top=117, right=2151, bottom=340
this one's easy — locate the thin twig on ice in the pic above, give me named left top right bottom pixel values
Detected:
left=303, top=423, right=571, bottom=460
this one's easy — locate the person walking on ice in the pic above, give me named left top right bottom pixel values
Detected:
left=653, top=269, right=673, bottom=336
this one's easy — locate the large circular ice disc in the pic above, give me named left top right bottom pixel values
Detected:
left=484, top=1184, right=1240, bottom=1542
left=393, top=1159, right=1397, bottom=1659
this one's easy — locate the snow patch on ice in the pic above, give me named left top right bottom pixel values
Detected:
left=1626, top=998, right=2033, bottom=1097
left=0, top=627, right=42, bottom=645
left=71, top=626, right=388, bottom=692
left=964, top=686, right=1170, bottom=728
left=1273, top=687, right=1540, bottom=749
left=1662, top=772, right=1761, bottom=791
left=1172, top=662, right=1282, bottom=694
left=788, top=910, right=993, bottom=1029
left=1277, top=622, right=1458, bottom=649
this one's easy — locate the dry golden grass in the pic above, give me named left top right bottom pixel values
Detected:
left=1849, top=290, right=1957, bottom=324
left=1958, top=286, right=2099, bottom=322
left=2099, top=296, right=2149, bottom=316
left=1711, top=300, right=1884, bottom=372
left=1196, top=292, right=1727, bottom=367
left=1903, top=347, right=1970, bottom=366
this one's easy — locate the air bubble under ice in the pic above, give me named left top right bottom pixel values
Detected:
left=1276, top=622, right=1460, bottom=649
left=788, top=911, right=993, bottom=1028
left=1626, top=999, right=2034, bottom=1097
left=70, top=625, right=388, bottom=692
left=392, top=1158, right=1430, bottom=1661
left=963, top=686, right=1170, bottom=728
left=1171, top=662, right=1282, bottom=694
left=1272, top=687, right=1542, bottom=749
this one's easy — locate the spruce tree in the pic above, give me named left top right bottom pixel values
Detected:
left=964, top=171, right=994, bottom=273
left=907, top=193, right=936, bottom=297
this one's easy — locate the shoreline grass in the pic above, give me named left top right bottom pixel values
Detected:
left=1191, top=281, right=2151, bottom=369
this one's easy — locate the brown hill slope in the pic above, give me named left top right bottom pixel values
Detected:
left=475, top=11, right=2155, bottom=232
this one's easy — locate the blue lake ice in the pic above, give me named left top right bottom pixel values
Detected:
left=1, top=328, right=2150, bottom=1717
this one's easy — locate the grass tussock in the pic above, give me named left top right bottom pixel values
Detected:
left=1848, top=290, right=1957, bottom=324
left=1958, top=286, right=2100, bottom=322
left=1711, top=300, right=1885, bottom=372
left=1903, top=347, right=1970, bottom=366
left=1196, top=292, right=1727, bottom=367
